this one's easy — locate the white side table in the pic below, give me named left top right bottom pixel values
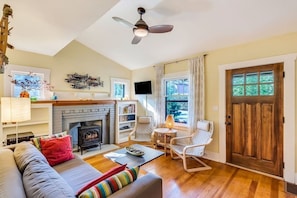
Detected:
left=153, top=128, right=177, bottom=156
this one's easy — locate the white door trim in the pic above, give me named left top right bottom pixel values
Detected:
left=218, top=53, right=296, bottom=183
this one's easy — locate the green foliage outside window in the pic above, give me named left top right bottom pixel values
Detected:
left=165, top=78, right=189, bottom=124
left=232, top=71, right=274, bottom=96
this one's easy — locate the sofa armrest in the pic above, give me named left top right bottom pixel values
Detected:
left=110, top=173, right=162, bottom=198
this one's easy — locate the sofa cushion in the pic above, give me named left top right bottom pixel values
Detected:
left=0, top=149, right=26, bottom=198
left=14, top=142, right=48, bottom=173
left=31, top=131, right=67, bottom=150
left=78, top=166, right=139, bottom=198
left=53, top=155, right=103, bottom=193
left=40, top=135, right=74, bottom=166
left=23, top=157, right=74, bottom=198
left=76, top=164, right=127, bottom=196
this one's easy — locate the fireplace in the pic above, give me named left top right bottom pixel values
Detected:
left=53, top=104, right=116, bottom=149
left=78, top=124, right=102, bottom=155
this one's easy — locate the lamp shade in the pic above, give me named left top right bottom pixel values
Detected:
left=165, top=114, right=175, bottom=129
left=1, top=97, right=31, bottom=123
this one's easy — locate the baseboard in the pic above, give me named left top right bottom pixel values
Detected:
left=285, top=182, right=297, bottom=195
left=203, top=150, right=221, bottom=162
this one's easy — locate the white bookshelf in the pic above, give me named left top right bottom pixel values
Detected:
left=0, top=103, right=52, bottom=147
left=115, top=100, right=137, bottom=143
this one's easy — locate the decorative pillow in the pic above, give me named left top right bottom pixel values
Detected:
left=76, top=164, right=127, bottom=196
left=40, top=135, right=74, bottom=166
left=31, top=131, right=67, bottom=151
left=78, top=166, right=139, bottom=198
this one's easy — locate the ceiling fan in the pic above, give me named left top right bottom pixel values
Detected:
left=112, top=7, right=174, bottom=44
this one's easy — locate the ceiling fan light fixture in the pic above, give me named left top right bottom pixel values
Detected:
left=134, top=28, right=148, bottom=37
left=113, top=7, right=173, bottom=44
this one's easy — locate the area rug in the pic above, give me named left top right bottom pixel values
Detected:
left=74, top=144, right=119, bottom=159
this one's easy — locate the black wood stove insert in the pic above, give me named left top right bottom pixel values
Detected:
left=78, top=125, right=102, bottom=155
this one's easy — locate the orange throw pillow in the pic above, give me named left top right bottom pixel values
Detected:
left=40, top=135, right=74, bottom=166
left=76, top=164, right=127, bottom=196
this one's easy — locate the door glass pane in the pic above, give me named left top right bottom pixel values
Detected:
left=232, top=74, right=244, bottom=85
left=232, top=70, right=275, bottom=97
left=246, top=85, right=258, bottom=96
left=233, top=85, right=244, bottom=96
left=260, top=84, right=274, bottom=95
left=246, top=73, right=258, bottom=84
left=260, top=71, right=273, bottom=83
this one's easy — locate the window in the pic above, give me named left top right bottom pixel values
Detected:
left=11, top=71, right=45, bottom=98
left=164, top=75, right=189, bottom=124
left=110, top=78, right=130, bottom=99
left=4, top=65, right=51, bottom=99
left=232, top=70, right=274, bottom=96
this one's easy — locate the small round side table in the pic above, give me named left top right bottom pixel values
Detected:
left=153, top=128, right=177, bottom=156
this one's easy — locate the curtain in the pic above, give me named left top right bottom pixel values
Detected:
left=154, top=65, right=165, bottom=127
left=188, top=56, right=205, bottom=133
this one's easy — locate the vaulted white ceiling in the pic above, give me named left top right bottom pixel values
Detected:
left=3, top=0, right=297, bottom=70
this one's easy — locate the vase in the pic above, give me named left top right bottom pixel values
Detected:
left=20, top=90, right=30, bottom=98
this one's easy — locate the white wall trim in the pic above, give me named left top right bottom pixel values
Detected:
left=218, top=53, right=296, bottom=183
left=3, top=64, right=50, bottom=97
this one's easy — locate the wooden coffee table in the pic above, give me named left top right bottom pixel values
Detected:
left=106, top=144, right=164, bottom=169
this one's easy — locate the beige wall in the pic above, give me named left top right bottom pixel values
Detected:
left=0, top=40, right=131, bottom=97
left=1, top=32, right=297, bottom=173
left=132, top=67, right=156, bottom=116
left=132, top=32, right=297, bottom=156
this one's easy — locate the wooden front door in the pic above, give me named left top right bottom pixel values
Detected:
left=225, top=63, right=284, bottom=177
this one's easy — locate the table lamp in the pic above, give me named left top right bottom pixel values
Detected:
left=1, top=97, right=31, bottom=144
left=165, top=114, right=175, bottom=130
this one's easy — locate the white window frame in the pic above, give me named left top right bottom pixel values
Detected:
left=110, top=78, right=130, bottom=99
left=163, top=71, right=189, bottom=126
left=4, top=64, right=51, bottom=99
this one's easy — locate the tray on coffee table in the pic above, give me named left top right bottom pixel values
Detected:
left=111, top=144, right=164, bottom=168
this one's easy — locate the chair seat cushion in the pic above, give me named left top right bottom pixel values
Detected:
left=133, top=134, right=152, bottom=142
left=171, top=144, right=204, bottom=156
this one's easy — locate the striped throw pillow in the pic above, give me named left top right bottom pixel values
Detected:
left=78, top=166, right=139, bottom=198
left=31, top=131, right=67, bottom=150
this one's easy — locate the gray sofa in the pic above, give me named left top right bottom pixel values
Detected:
left=0, top=142, right=162, bottom=198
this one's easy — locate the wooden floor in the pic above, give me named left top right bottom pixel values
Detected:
left=84, top=142, right=296, bottom=198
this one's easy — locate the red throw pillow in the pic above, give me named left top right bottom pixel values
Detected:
left=40, top=135, right=74, bottom=166
left=75, top=164, right=127, bottom=196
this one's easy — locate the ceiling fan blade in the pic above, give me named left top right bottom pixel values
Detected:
left=112, top=17, right=136, bottom=29
left=132, top=36, right=142, bottom=44
left=149, top=25, right=174, bottom=33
